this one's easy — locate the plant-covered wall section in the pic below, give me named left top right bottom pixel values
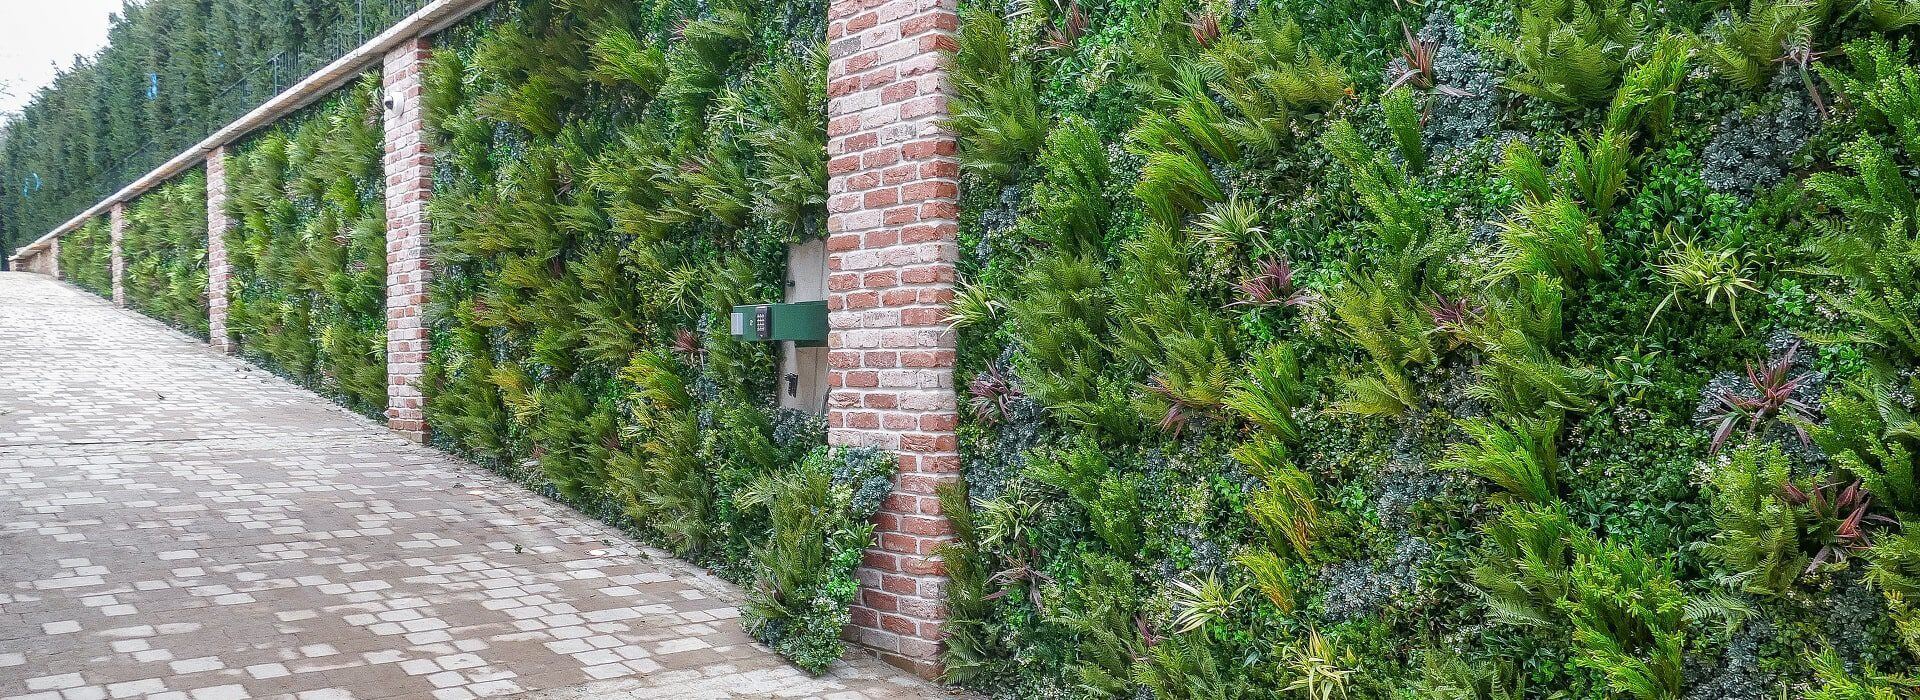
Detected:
left=422, top=0, right=861, bottom=672
left=122, top=170, right=209, bottom=338
left=57, top=218, right=112, bottom=299
left=223, top=76, right=388, bottom=416
left=942, top=0, right=1920, bottom=697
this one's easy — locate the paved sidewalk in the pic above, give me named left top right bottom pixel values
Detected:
left=0, top=273, right=950, bottom=700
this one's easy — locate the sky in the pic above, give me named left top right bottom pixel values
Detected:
left=0, top=0, right=124, bottom=116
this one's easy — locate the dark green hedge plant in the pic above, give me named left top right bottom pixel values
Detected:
left=122, top=170, right=209, bottom=337
left=941, top=0, right=1920, bottom=698
left=422, top=0, right=851, bottom=671
left=223, top=76, right=388, bottom=416
left=58, top=218, right=112, bottom=299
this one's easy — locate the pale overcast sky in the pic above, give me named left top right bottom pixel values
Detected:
left=0, top=0, right=125, bottom=116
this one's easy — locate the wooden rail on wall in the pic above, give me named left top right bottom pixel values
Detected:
left=7, top=0, right=495, bottom=266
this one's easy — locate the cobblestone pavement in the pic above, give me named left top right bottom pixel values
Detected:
left=0, top=273, right=954, bottom=700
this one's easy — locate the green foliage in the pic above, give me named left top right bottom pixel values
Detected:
left=224, top=77, right=386, bottom=415
left=423, top=0, right=842, bottom=673
left=1704, top=444, right=1813, bottom=595
left=739, top=447, right=892, bottom=674
left=1703, top=0, right=1830, bottom=90
left=1490, top=0, right=1647, bottom=105
left=1804, top=137, right=1920, bottom=361
left=1384, top=88, right=1426, bottom=174
left=941, top=0, right=1920, bottom=695
left=1440, top=415, right=1563, bottom=503
left=950, top=6, right=1045, bottom=184
left=1808, top=647, right=1918, bottom=699
left=57, top=218, right=113, bottom=298
left=1811, top=377, right=1920, bottom=515
left=121, top=171, right=209, bottom=337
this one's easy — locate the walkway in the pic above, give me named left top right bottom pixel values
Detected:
left=0, top=273, right=950, bottom=700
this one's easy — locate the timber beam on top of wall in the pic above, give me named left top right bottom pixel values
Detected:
left=7, top=0, right=495, bottom=268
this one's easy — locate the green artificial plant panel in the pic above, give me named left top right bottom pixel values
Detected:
left=122, top=170, right=210, bottom=338
left=422, top=0, right=860, bottom=672
left=223, top=75, right=388, bottom=416
left=58, top=218, right=113, bottom=299
left=941, top=0, right=1920, bottom=698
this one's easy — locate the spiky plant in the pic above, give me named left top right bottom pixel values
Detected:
left=1648, top=233, right=1761, bottom=334
left=1441, top=414, right=1563, bottom=503
left=1698, top=343, right=1818, bottom=453
left=950, top=6, right=1045, bottom=183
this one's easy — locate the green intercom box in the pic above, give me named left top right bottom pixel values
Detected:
left=730, top=300, right=828, bottom=346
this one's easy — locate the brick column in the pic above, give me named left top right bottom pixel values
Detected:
left=383, top=39, right=433, bottom=443
left=825, top=0, right=960, bottom=679
left=50, top=239, right=60, bottom=279
left=109, top=202, right=127, bottom=305
left=206, top=147, right=235, bottom=353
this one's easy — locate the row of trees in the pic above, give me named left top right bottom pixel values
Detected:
left=0, top=0, right=424, bottom=262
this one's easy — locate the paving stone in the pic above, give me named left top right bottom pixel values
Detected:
left=0, top=274, right=953, bottom=700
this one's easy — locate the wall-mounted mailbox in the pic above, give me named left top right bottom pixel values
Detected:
left=730, top=300, right=828, bottom=347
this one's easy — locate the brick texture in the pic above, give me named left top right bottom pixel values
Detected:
left=109, top=203, right=127, bottom=306
left=825, top=0, right=960, bottom=679
left=206, top=147, right=235, bottom=354
left=383, top=39, right=433, bottom=443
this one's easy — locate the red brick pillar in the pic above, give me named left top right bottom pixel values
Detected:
left=824, top=0, right=960, bottom=679
left=109, top=202, right=127, bottom=305
left=383, top=39, right=433, bottom=443
left=206, top=147, right=235, bottom=353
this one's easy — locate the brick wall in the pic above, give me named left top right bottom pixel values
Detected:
left=109, top=203, right=127, bottom=306
left=206, top=147, right=234, bottom=354
left=382, top=39, right=433, bottom=444
left=824, top=0, right=960, bottom=679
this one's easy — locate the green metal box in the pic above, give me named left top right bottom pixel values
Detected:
left=729, top=300, right=828, bottom=346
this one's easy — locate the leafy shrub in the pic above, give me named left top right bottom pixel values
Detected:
left=121, top=171, right=209, bottom=337
left=422, top=0, right=848, bottom=673
left=740, top=447, right=894, bottom=673
left=224, top=76, right=386, bottom=415
left=57, top=218, right=112, bottom=298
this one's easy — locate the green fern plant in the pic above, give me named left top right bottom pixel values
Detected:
left=1330, top=271, right=1435, bottom=416
left=950, top=6, right=1045, bottom=183
left=1025, top=116, right=1113, bottom=255
left=1225, top=342, right=1306, bottom=440
left=1803, top=137, right=1920, bottom=360
left=1384, top=87, right=1426, bottom=174
left=1809, top=377, right=1920, bottom=515
left=1440, top=415, right=1564, bottom=503
left=1489, top=0, right=1647, bottom=105
left=935, top=480, right=1005, bottom=684
left=1236, top=434, right=1327, bottom=563
left=1470, top=502, right=1582, bottom=626
left=1703, top=0, right=1830, bottom=90
left=1704, top=444, right=1812, bottom=595
left=1132, top=631, right=1253, bottom=699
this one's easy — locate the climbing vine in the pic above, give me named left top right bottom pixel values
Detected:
left=940, top=0, right=1920, bottom=697
left=422, top=0, right=864, bottom=672
left=122, top=171, right=209, bottom=338
left=223, top=76, right=388, bottom=416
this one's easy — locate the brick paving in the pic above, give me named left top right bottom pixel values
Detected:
left=0, top=273, right=954, bottom=700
